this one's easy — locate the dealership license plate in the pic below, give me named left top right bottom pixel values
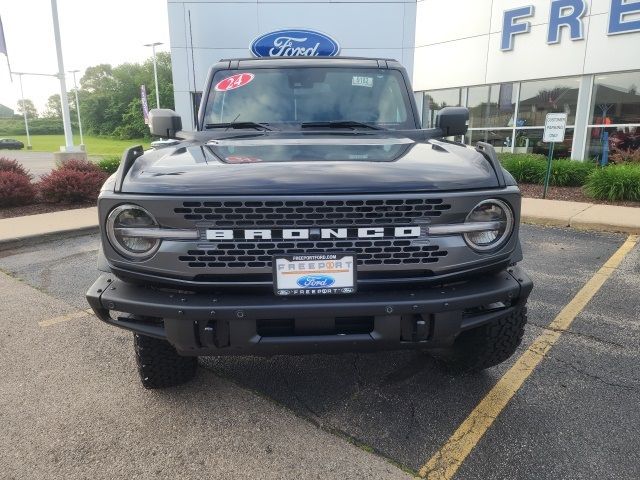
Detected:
left=273, top=253, right=357, bottom=296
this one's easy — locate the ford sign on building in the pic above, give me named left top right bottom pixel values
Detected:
left=168, top=0, right=640, bottom=161
left=250, top=29, right=339, bottom=58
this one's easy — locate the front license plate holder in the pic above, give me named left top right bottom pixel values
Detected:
left=273, top=253, right=357, bottom=296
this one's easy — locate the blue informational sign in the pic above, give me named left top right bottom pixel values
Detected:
left=250, top=29, right=340, bottom=58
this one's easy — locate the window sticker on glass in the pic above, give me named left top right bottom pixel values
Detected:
left=352, top=76, right=373, bottom=88
left=215, top=73, right=255, bottom=92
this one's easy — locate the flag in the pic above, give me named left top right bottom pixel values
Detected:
left=140, top=85, right=150, bottom=124
left=0, top=17, right=7, bottom=55
left=0, top=16, right=11, bottom=77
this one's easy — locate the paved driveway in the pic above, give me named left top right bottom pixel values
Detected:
left=1, top=150, right=56, bottom=178
left=0, top=225, right=638, bottom=479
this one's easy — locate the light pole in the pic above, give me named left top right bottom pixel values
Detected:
left=15, top=73, right=31, bottom=150
left=69, top=70, right=84, bottom=146
left=144, top=42, right=163, bottom=109
left=12, top=71, right=58, bottom=150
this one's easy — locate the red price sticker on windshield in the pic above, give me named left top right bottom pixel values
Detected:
left=215, top=73, right=255, bottom=92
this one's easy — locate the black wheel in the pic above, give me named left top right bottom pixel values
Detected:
left=431, top=305, right=527, bottom=373
left=133, top=333, right=198, bottom=389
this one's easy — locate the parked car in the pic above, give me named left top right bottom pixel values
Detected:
left=0, top=138, right=25, bottom=150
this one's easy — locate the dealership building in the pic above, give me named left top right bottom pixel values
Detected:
left=167, top=0, right=640, bottom=160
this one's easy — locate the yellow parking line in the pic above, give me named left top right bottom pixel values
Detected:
left=38, top=308, right=94, bottom=328
left=419, top=234, right=638, bottom=480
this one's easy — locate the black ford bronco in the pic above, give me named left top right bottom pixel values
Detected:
left=86, top=57, right=533, bottom=389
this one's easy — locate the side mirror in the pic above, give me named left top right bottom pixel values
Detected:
left=435, top=107, right=469, bottom=137
left=149, top=109, right=182, bottom=138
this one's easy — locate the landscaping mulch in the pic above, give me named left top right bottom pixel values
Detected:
left=519, top=183, right=640, bottom=208
left=0, top=202, right=95, bottom=219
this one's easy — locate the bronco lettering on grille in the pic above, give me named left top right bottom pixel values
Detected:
left=206, top=226, right=421, bottom=241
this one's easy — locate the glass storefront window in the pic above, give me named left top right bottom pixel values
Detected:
left=590, top=71, right=640, bottom=125
left=518, top=77, right=580, bottom=127
left=587, top=126, right=640, bottom=162
left=513, top=128, right=574, bottom=158
left=423, top=88, right=461, bottom=128
left=464, top=129, right=514, bottom=152
left=467, top=84, right=516, bottom=129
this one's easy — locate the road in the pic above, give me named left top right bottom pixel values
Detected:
left=0, top=225, right=638, bottom=479
left=2, top=151, right=56, bottom=178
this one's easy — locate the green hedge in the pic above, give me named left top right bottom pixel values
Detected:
left=0, top=118, right=79, bottom=136
left=584, top=164, right=640, bottom=201
left=97, top=155, right=120, bottom=174
left=497, top=153, right=595, bottom=187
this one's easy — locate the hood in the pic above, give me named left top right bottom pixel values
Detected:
left=120, top=135, right=500, bottom=195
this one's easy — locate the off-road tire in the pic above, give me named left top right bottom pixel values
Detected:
left=134, top=333, right=198, bottom=389
left=433, top=305, right=527, bottom=373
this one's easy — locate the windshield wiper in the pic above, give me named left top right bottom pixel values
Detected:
left=205, top=122, right=273, bottom=131
left=300, top=121, right=385, bottom=130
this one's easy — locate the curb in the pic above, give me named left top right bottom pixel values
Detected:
left=0, top=226, right=99, bottom=252
left=521, top=198, right=640, bottom=235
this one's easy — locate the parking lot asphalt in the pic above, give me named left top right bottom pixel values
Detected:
left=3, top=151, right=57, bottom=178
left=0, top=224, right=638, bottom=479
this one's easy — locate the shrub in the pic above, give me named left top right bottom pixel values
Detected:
left=546, top=160, right=596, bottom=187
left=97, top=155, right=121, bottom=174
left=59, top=158, right=103, bottom=174
left=498, top=154, right=546, bottom=183
left=0, top=171, right=37, bottom=207
left=0, top=157, right=32, bottom=179
left=39, top=168, right=108, bottom=203
left=584, top=164, right=640, bottom=201
left=498, top=153, right=597, bottom=186
left=610, top=147, right=640, bottom=164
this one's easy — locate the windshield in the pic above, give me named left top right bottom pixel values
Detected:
left=203, top=67, right=415, bottom=130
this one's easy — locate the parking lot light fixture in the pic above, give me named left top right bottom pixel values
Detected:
left=144, top=42, right=163, bottom=109
left=15, top=73, right=31, bottom=150
left=69, top=69, right=84, bottom=146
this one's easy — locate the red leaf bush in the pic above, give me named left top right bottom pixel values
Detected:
left=39, top=168, right=108, bottom=203
left=0, top=157, right=32, bottom=179
left=0, top=171, right=37, bottom=207
left=59, top=158, right=104, bottom=174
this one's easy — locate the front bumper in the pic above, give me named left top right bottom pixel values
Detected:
left=86, top=266, right=532, bottom=356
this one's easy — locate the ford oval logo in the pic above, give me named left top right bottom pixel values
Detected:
left=250, top=29, right=340, bottom=58
left=296, top=275, right=336, bottom=289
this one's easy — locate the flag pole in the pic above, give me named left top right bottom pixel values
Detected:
left=50, top=0, right=74, bottom=151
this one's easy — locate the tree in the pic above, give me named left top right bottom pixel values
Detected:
left=16, top=99, right=37, bottom=119
left=43, top=94, right=62, bottom=118
left=77, top=52, right=174, bottom=139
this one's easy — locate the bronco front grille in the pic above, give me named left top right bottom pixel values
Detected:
left=178, top=240, right=448, bottom=269
left=173, top=198, right=451, bottom=227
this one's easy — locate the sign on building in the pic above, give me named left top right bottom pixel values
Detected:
left=250, top=29, right=340, bottom=58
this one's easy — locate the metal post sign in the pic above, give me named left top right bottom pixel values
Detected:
left=543, top=112, right=567, bottom=142
left=542, top=112, right=567, bottom=198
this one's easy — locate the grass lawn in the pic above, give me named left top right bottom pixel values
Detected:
left=11, top=135, right=150, bottom=156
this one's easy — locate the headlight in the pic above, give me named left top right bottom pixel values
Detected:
left=463, top=199, right=514, bottom=252
left=106, top=205, right=160, bottom=260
